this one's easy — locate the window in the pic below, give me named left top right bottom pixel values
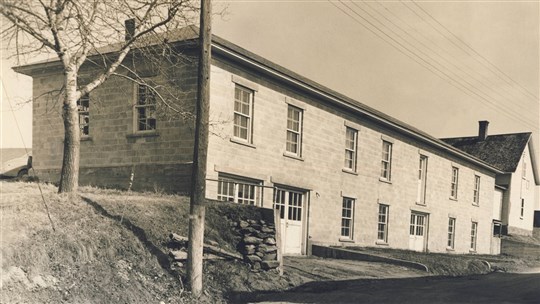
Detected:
left=520, top=199, right=525, bottom=218
left=273, top=187, right=303, bottom=221
left=341, top=198, right=355, bottom=239
left=447, top=217, right=456, bottom=249
left=77, top=93, right=90, bottom=136
left=470, top=222, right=478, bottom=251
left=286, top=105, right=303, bottom=156
left=377, top=204, right=389, bottom=242
left=380, top=141, right=392, bottom=181
left=135, top=85, right=156, bottom=131
left=233, top=85, right=254, bottom=142
left=473, top=175, right=480, bottom=205
left=217, top=174, right=263, bottom=206
left=344, top=127, right=358, bottom=171
left=417, top=155, right=428, bottom=204
left=450, top=167, right=459, bottom=199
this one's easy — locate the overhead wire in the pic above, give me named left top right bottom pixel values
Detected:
left=352, top=0, right=536, bottom=124
left=1, top=79, right=56, bottom=232
left=372, top=1, right=536, bottom=114
left=407, top=0, right=539, bottom=103
left=329, top=0, right=539, bottom=131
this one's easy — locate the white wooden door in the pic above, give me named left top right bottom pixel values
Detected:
left=409, top=213, right=427, bottom=252
left=274, top=188, right=304, bottom=255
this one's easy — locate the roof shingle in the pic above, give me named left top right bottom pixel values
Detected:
left=441, top=133, right=532, bottom=173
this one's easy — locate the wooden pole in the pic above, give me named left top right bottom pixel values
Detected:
left=187, top=0, right=211, bottom=297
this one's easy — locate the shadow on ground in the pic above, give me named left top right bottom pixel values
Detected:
left=228, top=272, right=540, bottom=304
left=80, top=196, right=173, bottom=274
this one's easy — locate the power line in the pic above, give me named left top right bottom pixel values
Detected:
left=407, top=0, right=539, bottom=102
left=330, top=0, right=539, bottom=131
left=1, top=79, right=56, bottom=232
left=373, top=1, right=537, bottom=113
left=351, top=1, right=536, bottom=124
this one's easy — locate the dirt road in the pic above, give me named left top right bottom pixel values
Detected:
left=234, top=272, right=540, bottom=303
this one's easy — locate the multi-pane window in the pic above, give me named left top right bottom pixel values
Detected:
left=377, top=204, right=389, bottom=242
left=286, top=105, right=303, bottom=156
left=217, top=174, right=262, bottom=206
left=450, top=167, right=459, bottom=199
left=233, top=85, right=253, bottom=142
left=417, top=155, right=428, bottom=204
left=470, top=222, right=478, bottom=251
left=520, top=199, right=525, bottom=218
left=273, top=188, right=303, bottom=221
left=341, top=198, right=355, bottom=238
left=77, top=93, right=90, bottom=136
left=410, top=213, right=425, bottom=236
left=473, top=175, right=481, bottom=205
left=344, top=127, right=358, bottom=171
left=380, top=141, right=392, bottom=181
left=447, top=217, right=456, bottom=249
left=135, top=85, right=156, bottom=131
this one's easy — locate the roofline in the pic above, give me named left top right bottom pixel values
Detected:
left=12, top=28, right=504, bottom=174
left=211, top=39, right=503, bottom=175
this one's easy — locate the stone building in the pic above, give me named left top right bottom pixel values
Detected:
left=16, top=26, right=508, bottom=255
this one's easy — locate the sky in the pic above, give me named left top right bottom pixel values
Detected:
left=1, top=0, right=539, bottom=158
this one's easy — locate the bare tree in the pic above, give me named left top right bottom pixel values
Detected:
left=0, top=0, right=199, bottom=193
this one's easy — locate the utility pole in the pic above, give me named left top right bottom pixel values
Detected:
left=187, top=0, right=211, bottom=297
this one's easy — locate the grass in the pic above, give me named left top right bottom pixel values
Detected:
left=0, top=181, right=295, bottom=303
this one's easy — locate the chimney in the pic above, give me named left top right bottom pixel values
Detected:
left=478, top=120, right=489, bottom=141
left=125, top=19, right=136, bottom=41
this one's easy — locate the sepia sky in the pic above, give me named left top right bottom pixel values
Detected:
left=2, top=0, right=539, bottom=156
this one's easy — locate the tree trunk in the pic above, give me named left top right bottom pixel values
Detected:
left=187, top=0, right=211, bottom=297
left=58, top=65, right=81, bottom=193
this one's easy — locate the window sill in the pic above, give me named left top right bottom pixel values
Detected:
left=449, top=197, right=458, bottom=201
left=415, top=202, right=427, bottom=206
left=472, top=203, right=479, bottom=207
left=379, top=177, right=392, bottom=184
left=230, top=137, right=256, bottom=149
left=339, top=238, right=355, bottom=243
left=80, top=136, right=93, bottom=142
left=342, top=168, right=358, bottom=176
left=469, top=249, right=477, bottom=254
left=375, top=240, right=389, bottom=246
left=126, top=131, right=159, bottom=139
left=283, top=152, right=304, bottom=161
left=446, top=247, right=455, bottom=252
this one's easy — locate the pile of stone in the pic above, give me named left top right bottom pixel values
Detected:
left=236, top=219, right=280, bottom=272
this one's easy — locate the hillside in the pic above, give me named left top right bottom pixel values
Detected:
left=0, top=181, right=299, bottom=303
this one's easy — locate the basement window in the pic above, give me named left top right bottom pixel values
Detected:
left=217, top=174, right=263, bottom=207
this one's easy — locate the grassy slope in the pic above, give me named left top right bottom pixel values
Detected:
left=0, top=182, right=299, bottom=303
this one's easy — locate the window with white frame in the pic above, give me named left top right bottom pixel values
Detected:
left=470, top=222, right=478, bottom=251
left=450, top=167, right=459, bottom=199
left=233, top=85, right=254, bottom=142
left=344, top=127, right=358, bottom=171
left=417, top=155, right=428, bottom=204
left=377, top=204, right=389, bottom=242
left=380, top=141, right=392, bottom=181
left=447, top=217, right=456, bottom=249
left=341, top=198, right=355, bottom=239
left=520, top=199, right=525, bottom=218
left=77, top=93, right=90, bottom=136
left=217, top=174, right=263, bottom=206
left=135, top=84, right=156, bottom=131
left=286, top=105, right=303, bottom=156
left=473, top=175, right=480, bottom=205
